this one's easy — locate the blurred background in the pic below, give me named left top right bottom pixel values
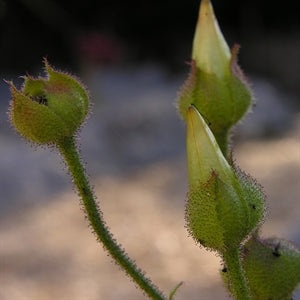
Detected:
left=0, top=0, right=299, bottom=299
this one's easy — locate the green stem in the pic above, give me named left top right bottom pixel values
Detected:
left=57, top=136, right=166, bottom=300
left=214, top=129, right=229, bottom=157
left=223, top=248, right=250, bottom=300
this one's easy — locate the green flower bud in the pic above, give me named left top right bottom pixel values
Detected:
left=177, top=0, right=252, bottom=155
left=185, top=106, right=264, bottom=252
left=222, top=236, right=300, bottom=299
left=192, top=0, right=231, bottom=79
left=186, top=106, right=234, bottom=187
left=8, top=59, right=89, bottom=144
left=243, top=236, right=300, bottom=300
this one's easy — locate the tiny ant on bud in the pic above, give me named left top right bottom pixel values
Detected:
left=272, top=242, right=281, bottom=257
left=30, top=94, right=48, bottom=106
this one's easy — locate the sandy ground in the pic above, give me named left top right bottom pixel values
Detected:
left=1, top=120, right=299, bottom=300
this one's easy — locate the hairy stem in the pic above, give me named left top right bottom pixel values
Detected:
left=57, top=136, right=166, bottom=300
left=223, top=248, right=250, bottom=300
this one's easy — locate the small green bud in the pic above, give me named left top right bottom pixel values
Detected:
left=186, top=105, right=233, bottom=188
left=8, top=59, right=89, bottom=144
left=185, top=106, right=264, bottom=252
left=177, top=0, right=252, bottom=154
left=192, top=0, right=231, bottom=79
left=242, top=236, right=300, bottom=300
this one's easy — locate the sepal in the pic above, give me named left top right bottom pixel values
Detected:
left=8, top=59, right=89, bottom=145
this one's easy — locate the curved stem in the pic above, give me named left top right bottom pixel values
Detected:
left=57, top=136, right=166, bottom=300
left=223, top=248, right=250, bottom=300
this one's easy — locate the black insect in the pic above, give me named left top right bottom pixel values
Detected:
left=272, top=242, right=281, bottom=257
left=31, top=94, right=48, bottom=106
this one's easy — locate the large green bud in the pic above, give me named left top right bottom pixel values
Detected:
left=8, top=59, right=89, bottom=145
left=243, top=236, right=300, bottom=300
left=177, top=0, right=252, bottom=155
left=222, top=236, right=300, bottom=299
left=185, top=106, right=264, bottom=252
